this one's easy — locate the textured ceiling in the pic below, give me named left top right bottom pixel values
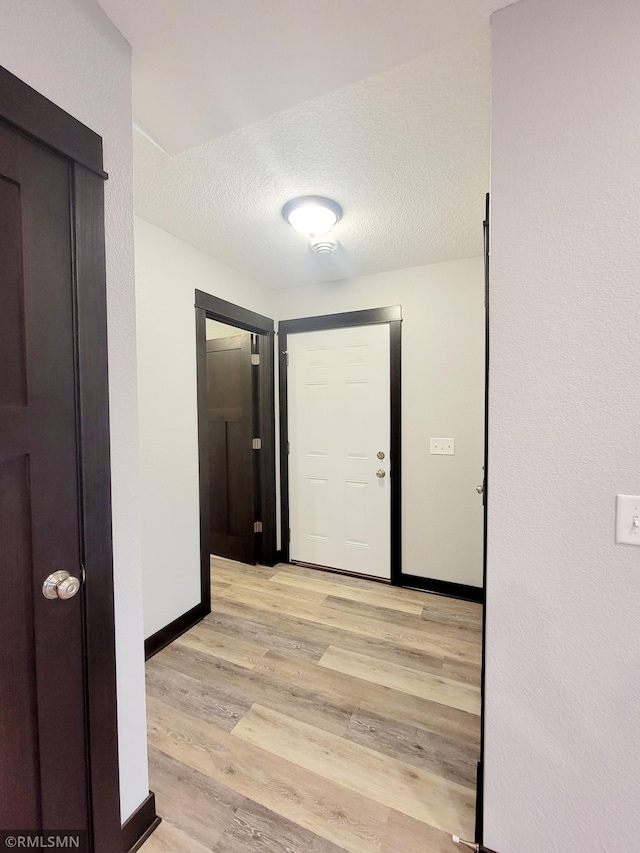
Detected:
left=99, top=0, right=505, bottom=154
left=134, top=28, right=490, bottom=289
left=98, top=0, right=505, bottom=288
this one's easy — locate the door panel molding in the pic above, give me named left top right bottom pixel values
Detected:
left=279, top=307, right=402, bottom=585
left=194, top=293, right=277, bottom=611
left=0, top=65, right=125, bottom=851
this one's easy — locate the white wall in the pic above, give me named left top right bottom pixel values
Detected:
left=486, top=1, right=640, bottom=850
left=0, top=0, right=148, bottom=821
left=135, top=217, right=276, bottom=637
left=277, top=257, right=485, bottom=588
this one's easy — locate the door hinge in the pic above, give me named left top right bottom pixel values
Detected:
left=288, top=528, right=291, bottom=541
left=254, top=521, right=263, bottom=534
left=252, top=438, right=262, bottom=450
left=251, top=353, right=260, bottom=366
left=287, top=441, right=290, bottom=454
left=283, top=351, right=289, bottom=366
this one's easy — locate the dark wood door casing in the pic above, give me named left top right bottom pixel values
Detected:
left=476, top=192, right=491, bottom=845
left=195, top=291, right=277, bottom=610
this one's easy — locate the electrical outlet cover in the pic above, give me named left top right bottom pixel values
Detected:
left=430, top=438, right=455, bottom=455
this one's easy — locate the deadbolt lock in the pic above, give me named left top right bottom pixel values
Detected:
left=42, top=570, right=81, bottom=600
left=377, top=451, right=385, bottom=460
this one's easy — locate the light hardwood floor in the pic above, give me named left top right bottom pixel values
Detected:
left=142, top=557, right=482, bottom=853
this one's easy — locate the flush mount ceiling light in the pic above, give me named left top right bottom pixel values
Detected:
left=282, top=196, right=342, bottom=238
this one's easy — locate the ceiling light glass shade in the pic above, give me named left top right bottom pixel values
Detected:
left=282, top=196, right=342, bottom=238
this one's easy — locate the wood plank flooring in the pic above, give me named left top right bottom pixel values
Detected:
left=142, top=557, right=482, bottom=853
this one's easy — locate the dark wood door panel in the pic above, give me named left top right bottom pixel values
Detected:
left=0, top=121, right=88, bottom=830
left=206, top=334, right=255, bottom=565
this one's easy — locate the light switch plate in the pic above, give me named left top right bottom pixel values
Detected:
left=615, top=494, right=640, bottom=545
left=430, top=438, right=455, bottom=455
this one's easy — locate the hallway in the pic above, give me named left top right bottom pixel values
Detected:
left=142, top=557, right=482, bottom=852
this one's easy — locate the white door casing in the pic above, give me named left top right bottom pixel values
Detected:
left=288, top=324, right=391, bottom=579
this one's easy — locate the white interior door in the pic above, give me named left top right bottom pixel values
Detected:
left=288, top=324, right=391, bottom=579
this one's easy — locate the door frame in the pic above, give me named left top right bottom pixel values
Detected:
left=475, top=192, right=491, bottom=845
left=0, top=68, right=122, bottom=849
left=278, top=306, right=402, bottom=584
left=195, top=292, right=277, bottom=598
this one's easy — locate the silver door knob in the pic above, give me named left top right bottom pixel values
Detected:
left=376, top=469, right=386, bottom=479
left=476, top=484, right=484, bottom=494
left=42, top=570, right=81, bottom=600
left=377, top=451, right=385, bottom=460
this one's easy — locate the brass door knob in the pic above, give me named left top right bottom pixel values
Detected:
left=42, top=570, right=81, bottom=600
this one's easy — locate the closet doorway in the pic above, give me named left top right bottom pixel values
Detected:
left=195, top=292, right=277, bottom=598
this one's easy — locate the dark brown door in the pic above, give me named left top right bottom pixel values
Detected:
left=207, top=333, right=256, bottom=564
left=0, top=123, right=89, bottom=829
